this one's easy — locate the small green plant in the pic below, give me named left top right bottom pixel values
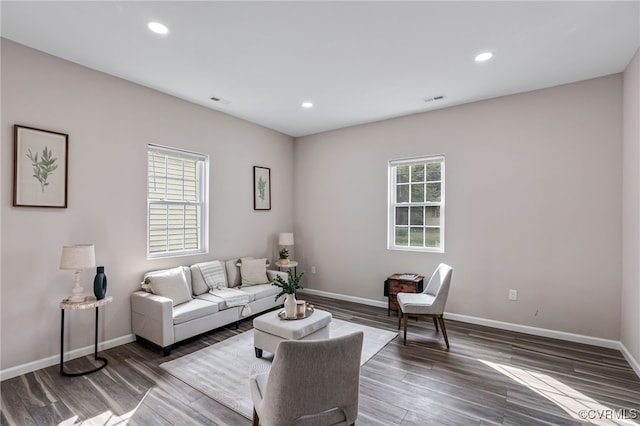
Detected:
left=272, top=272, right=303, bottom=300
left=279, top=247, right=289, bottom=259
left=26, top=146, right=58, bottom=192
left=258, top=176, right=266, bottom=201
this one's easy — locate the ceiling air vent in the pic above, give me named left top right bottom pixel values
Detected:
left=424, top=95, right=446, bottom=103
left=210, top=96, right=231, bottom=105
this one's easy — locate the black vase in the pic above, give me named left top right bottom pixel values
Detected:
left=93, top=266, right=107, bottom=300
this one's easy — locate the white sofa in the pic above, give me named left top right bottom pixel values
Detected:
left=131, top=258, right=287, bottom=355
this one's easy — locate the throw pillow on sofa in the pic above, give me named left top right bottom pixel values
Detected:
left=145, top=266, right=193, bottom=306
left=225, top=259, right=243, bottom=288
left=191, top=260, right=227, bottom=294
left=240, top=257, right=270, bottom=286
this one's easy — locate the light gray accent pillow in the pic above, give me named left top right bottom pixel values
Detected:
left=191, top=260, right=227, bottom=294
left=146, top=266, right=193, bottom=306
left=225, top=259, right=242, bottom=288
left=189, top=264, right=209, bottom=296
left=142, top=266, right=192, bottom=293
left=240, top=257, right=270, bottom=286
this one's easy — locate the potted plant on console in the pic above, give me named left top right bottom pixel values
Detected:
left=279, top=247, right=289, bottom=265
left=273, top=272, right=303, bottom=319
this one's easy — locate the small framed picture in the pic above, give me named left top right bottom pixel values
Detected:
left=13, top=125, right=69, bottom=208
left=253, top=166, right=271, bottom=210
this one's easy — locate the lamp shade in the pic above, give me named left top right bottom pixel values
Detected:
left=60, top=244, right=96, bottom=270
left=278, top=233, right=294, bottom=246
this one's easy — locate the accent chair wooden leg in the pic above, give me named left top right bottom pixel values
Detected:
left=438, top=316, right=450, bottom=349
left=398, top=309, right=402, bottom=330
left=432, top=317, right=439, bottom=332
left=403, top=313, right=408, bottom=345
left=253, top=408, right=259, bottom=426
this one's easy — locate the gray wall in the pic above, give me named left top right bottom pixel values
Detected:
left=2, top=38, right=638, bottom=376
left=0, top=39, right=295, bottom=371
left=294, top=74, right=623, bottom=341
left=622, top=48, right=640, bottom=367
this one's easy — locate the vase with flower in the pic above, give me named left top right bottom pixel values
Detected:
left=272, top=272, right=304, bottom=318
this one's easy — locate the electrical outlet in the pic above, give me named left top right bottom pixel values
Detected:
left=508, top=289, right=518, bottom=301
left=311, top=266, right=316, bottom=274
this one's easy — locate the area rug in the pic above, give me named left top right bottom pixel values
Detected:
left=160, top=319, right=397, bottom=420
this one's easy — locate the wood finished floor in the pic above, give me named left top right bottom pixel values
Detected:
left=2, top=294, right=639, bottom=425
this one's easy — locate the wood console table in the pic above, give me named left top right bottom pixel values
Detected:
left=384, top=274, right=424, bottom=316
left=60, top=296, right=112, bottom=376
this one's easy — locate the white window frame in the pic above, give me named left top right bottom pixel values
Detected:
left=388, top=155, right=445, bottom=253
left=147, top=144, right=209, bottom=259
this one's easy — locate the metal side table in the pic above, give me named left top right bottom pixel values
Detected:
left=60, top=296, right=112, bottom=376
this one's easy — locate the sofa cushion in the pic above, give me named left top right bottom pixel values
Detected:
left=173, top=299, right=219, bottom=325
left=196, top=293, right=227, bottom=310
left=225, top=259, right=242, bottom=288
left=240, top=258, right=270, bottom=286
left=145, top=266, right=193, bottom=306
left=237, top=283, right=281, bottom=302
left=191, top=260, right=227, bottom=295
left=143, top=266, right=192, bottom=293
left=190, top=264, right=209, bottom=296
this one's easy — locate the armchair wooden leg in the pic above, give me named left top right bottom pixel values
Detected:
left=403, top=313, right=408, bottom=345
left=398, top=310, right=402, bottom=330
left=253, top=408, right=259, bottom=426
left=438, top=316, right=450, bottom=349
left=432, top=317, right=439, bottom=332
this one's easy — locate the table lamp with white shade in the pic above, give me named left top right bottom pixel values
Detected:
left=278, top=232, right=294, bottom=264
left=60, top=244, right=96, bottom=303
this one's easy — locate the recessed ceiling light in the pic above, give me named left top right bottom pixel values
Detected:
left=148, top=22, right=169, bottom=35
left=301, top=102, right=313, bottom=108
left=475, top=52, right=493, bottom=62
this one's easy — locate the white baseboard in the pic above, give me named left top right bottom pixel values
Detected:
left=300, top=288, right=388, bottom=309
left=619, top=341, right=640, bottom=378
left=444, top=312, right=620, bottom=349
left=0, top=334, right=136, bottom=382
left=300, top=288, right=640, bottom=376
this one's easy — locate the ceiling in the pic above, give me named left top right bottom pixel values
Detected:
left=2, top=1, right=639, bottom=137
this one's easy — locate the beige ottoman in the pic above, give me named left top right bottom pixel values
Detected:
left=253, top=309, right=332, bottom=358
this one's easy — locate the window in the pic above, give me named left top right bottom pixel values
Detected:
left=388, top=155, right=445, bottom=252
left=147, top=145, right=208, bottom=258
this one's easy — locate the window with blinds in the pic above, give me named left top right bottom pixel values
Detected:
left=388, top=155, right=445, bottom=252
left=147, top=145, right=208, bottom=258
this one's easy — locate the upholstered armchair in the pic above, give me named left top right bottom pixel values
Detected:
left=397, top=263, right=453, bottom=348
left=250, top=331, right=364, bottom=426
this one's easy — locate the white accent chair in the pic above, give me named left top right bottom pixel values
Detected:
left=250, top=331, right=364, bottom=426
left=397, top=263, right=453, bottom=349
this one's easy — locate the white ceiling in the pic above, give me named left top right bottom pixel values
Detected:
left=2, top=1, right=639, bottom=137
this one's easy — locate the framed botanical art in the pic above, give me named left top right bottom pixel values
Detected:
left=13, top=125, right=69, bottom=208
left=253, top=166, right=271, bottom=210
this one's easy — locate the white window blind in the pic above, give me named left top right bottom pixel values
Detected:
left=147, top=145, right=208, bottom=258
left=388, top=155, right=445, bottom=252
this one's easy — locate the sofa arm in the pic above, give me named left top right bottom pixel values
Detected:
left=267, top=269, right=290, bottom=282
left=131, top=291, right=174, bottom=348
